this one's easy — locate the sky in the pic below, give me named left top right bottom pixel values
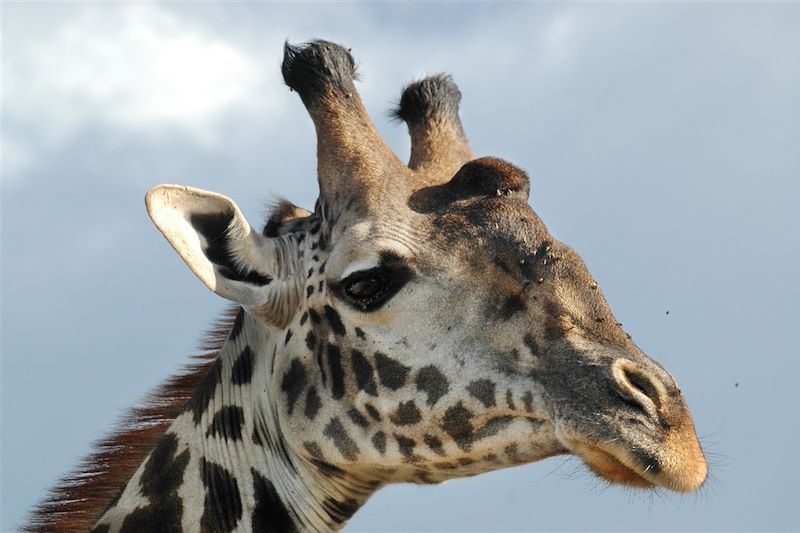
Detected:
left=2, top=2, right=799, bottom=531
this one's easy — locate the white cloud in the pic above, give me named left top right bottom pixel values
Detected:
left=1, top=3, right=603, bottom=183
left=3, top=4, right=273, bottom=157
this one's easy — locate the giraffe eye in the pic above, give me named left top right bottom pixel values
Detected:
left=336, top=260, right=412, bottom=312
left=347, top=277, right=383, bottom=299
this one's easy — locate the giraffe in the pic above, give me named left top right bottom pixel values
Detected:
left=27, top=40, right=707, bottom=532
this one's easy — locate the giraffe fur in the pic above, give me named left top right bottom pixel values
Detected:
left=28, top=39, right=708, bottom=533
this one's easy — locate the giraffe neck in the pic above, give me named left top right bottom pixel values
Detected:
left=93, top=310, right=376, bottom=532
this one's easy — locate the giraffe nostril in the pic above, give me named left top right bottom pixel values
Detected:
left=612, top=360, right=665, bottom=418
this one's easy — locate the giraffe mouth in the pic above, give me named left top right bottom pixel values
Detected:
left=568, top=440, right=656, bottom=489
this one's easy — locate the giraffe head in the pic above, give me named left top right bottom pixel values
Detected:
left=147, top=41, right=707, bottom=496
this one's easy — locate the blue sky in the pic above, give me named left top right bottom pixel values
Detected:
left=2, top=3, right=799, bottom=531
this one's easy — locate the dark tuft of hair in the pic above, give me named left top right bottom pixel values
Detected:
left=22, top=308, right=240, bottom=533
left=393, top=74, right=463, bottom=126
left=262, top=199, right=312, bottom=237
left=282, top=40, right=358, bottom=103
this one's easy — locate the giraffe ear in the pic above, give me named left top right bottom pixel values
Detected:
left=146, top=185, right=300, bottom=309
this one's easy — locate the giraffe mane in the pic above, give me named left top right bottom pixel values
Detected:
left=22, top=307, right=240, bottom=533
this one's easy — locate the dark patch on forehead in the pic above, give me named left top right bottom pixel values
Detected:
left=467, top=379, right=496, bottom=408
left=372, top=431, right=387, bottom=455
left=494, top=257, right=513, bottom=276
left=305, top=387, right=322, bottom=421
left=324, top=497, right=360, bottom=525
left=415, top=184, right=561, bottom=289
left=415, top=365, right=449, bottom=406
left=281, top=359, right=308, bottom=415
left=190, top=359, right=222, bottom=425
left=206, top=406, right=245, bottom=441
left=374, top=352, right=410, bottom=390
left=390, top=401, right=422, bottom=426
left=499, top=293, right=527, bottom=319
left=231, top=346, right=254, bottom=385
left=351, top=350, right=378, bottom=396
left=201, top=458, right=243, bottom=532
left=252, top=468, right=297, bottom=532
left=324, top=417, right=359, bottom=461
left=327, top=344, right=345, bottom=399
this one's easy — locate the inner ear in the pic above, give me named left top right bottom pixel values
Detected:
left=189, top=210, right=271, bottom=286
left=408, top=157, right=531, bottom=213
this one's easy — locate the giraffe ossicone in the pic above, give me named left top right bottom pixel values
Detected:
left=28, top=39, right=707, bottom=533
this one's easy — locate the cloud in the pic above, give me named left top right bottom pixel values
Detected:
left=2, top=3, right=274, bottom=180
left=0, top=3, right=600, bottom=184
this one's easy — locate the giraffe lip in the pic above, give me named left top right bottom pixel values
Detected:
left=568, top=440, right=656, bottom=489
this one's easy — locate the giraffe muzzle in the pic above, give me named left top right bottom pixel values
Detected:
left=556, top=360, right=708, bottom=492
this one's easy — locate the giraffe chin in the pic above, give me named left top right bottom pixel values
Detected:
left=569, top=441, right=654, bottom=489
